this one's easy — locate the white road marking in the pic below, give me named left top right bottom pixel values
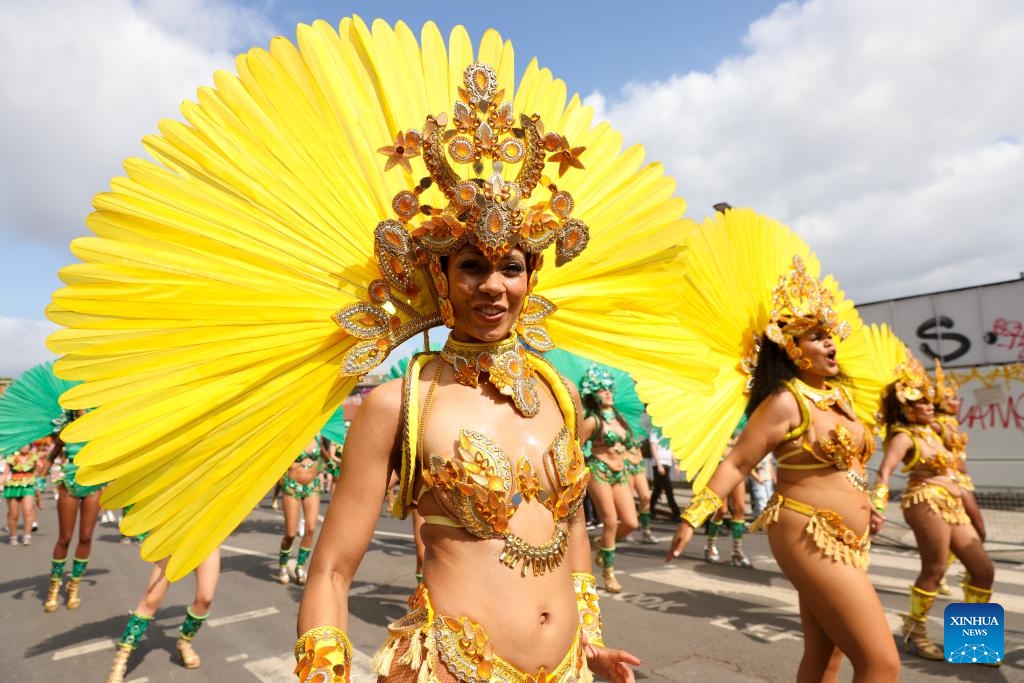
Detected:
left=208, top=606, right=280, bottom=627
left=227, top=653, right=249, bottom=662
left=52, top=638, right=115, bottom=660
left=244, top=647, right=376, bottom=682
left=221, top=543, right=275, bottom=559
left=162, top=607, right=279, bottom=637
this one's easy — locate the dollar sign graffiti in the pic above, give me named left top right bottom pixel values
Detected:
left=917, top=316, right=971, bottom=362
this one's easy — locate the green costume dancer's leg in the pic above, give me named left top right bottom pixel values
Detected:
left=704, top=520, right=721, bottom=563
left=44, top=557, right=66, bottom=613
left=66, top=556, right=89, bottom=609
left=730, top=520, right=752, bottom=568
left=176, top=607, right=209, bottom=669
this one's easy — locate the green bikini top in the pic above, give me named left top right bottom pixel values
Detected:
left=585, top=410, right=638, bottom=450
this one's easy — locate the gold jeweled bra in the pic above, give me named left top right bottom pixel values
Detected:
left=776, top=379, right=872, bottom=492
left=423, top=428, right=589, bottom=576
left=441, top=333, right=540, bottom=417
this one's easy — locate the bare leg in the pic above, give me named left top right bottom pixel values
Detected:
left=796, top=596, right=842, bottom=683
left=74, top=492, right=101, bottom=560
left=7, top=499, right=18, bottom=541
left=770, top=514, right=900, bottom=682
left=52, top=487, right=80, bottom=561
left=278, top=493, right=301, bottom=583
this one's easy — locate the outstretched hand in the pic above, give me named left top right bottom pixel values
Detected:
left=585, top=644, right=641, bottom=683
left=664, top=522, right=695, bottom=562
left=869, top=509, right=885, bottom=535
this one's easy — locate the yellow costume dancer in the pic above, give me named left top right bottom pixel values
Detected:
left=45, top=17, right=717, bottom=682
left=873, top=353, right=995, bottom=661
left=930, top=358, right=982, bottom=594
left=663, top=208, right=903, bottom=681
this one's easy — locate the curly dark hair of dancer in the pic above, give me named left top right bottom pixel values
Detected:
left=879, top=383, right=911, bottom=436
left=582, top=391, right=633, bottom=443
left=745, top=340, right=799, bottom=416
left=745, top=334, right=852, bottom=417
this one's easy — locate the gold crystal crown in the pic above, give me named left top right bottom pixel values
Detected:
left=932, top=357, right=958, bottom=403
left=893, top=351, right=933, bottom=405
left=764, top=255, right=851, bottom=367
left=333, top=62, right=590, bottom=375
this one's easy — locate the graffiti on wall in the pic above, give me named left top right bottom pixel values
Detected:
left=949, top=363, right=1024, bottom=433
left=917, top=315, right=971, bottom=362
left=985, top=318, right=1024, bottom=361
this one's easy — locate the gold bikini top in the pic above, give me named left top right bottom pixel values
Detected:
left=395, top=350, right=589, bottom=575
left=892, top=424, right=957, bottom=476
left=774, top=379, right=873, bottom=478
left=935, top=414, right=968, bottom=457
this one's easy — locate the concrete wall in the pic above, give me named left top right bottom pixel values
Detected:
left=857, top=279, right=1024, bottom=488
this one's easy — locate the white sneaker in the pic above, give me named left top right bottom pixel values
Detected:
left=277, top=565, right=291, bottom=585
left=21, top=534, right=31, bottom=546
left=9, top=536, right=19, bottom=546
left=295, top=566, right=307, bottom=585
left=640, top=528, right=659, bottom=544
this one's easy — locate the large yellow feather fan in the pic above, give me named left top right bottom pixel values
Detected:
left=837, top=323, right=909, bottom=433
left=46, top=17, right=713, bottom=579
left=661, top=207, right=862, bottom=492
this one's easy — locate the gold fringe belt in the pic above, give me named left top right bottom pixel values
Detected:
left=901, top=481, right=970, bottom=525
left=750, top=492, right=870, bottom=570
left=371, top=585, right=592, bottom=683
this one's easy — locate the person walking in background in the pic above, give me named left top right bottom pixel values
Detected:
left=649, top=426, right=681, bottom=520
left=749, top=453, right=776, bottom=517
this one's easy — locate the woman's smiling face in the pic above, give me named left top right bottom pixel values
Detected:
left=445, top=245, right=529, bottom=343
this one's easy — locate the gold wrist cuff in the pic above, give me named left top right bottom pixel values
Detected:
left=572, top=571, right=604, bottom=647
left=681, top=488, right=723, bottom=527
left=294, top=625, right=352, bottom=682
left=869, top=484, right=889, bottom=514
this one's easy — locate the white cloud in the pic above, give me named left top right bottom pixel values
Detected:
left=0, top=316, right=58, bottom=378
left=586, top=0, right=1024, bottom=302
left=0, top=0, right=273, bottom=244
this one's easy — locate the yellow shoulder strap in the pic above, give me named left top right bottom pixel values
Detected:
left=781, top=380, right=811, bottom=443
left=528, top=352, right=578, bottom=439
left=892, top=426, right=922, bottom=472
left=394, top=352, right=438, bottom=519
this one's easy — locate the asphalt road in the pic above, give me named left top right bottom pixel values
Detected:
left=2, top=496, right=1021, bottom=682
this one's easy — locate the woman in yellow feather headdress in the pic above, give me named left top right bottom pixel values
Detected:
left=873, top=354, right=995, bottom=661
left=45, top=17, right=722, bottom=683
left=663, top=209, right=901, bottom=682
left=929, top=358, right=985, bottom=597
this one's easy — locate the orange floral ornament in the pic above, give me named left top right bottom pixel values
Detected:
left=377, top=131, right=421, bottom=173
left=293, top=626, right=352, bottom=683
left=547, top=136, right=586, bottom=177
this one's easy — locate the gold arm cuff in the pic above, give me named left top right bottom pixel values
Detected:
left=869, top=484, right=890, bottom=514
left=681, top=488, right=723, bottom=528
left=572, top=571, right=604, bottom=647
left=294, top=626, right=353, bottom=683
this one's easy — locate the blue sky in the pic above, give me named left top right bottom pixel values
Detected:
left=1, top=0, right=1022, bottom=375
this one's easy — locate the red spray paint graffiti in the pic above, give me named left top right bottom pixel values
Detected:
left=988, top=318, right=1024, bottom=360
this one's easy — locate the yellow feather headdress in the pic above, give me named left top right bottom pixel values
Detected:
left=932, top=357, right=959, bottom=403
left=46, top=17, right=714, bottom=578
left=764, top=255, right=851, bottom=370
left=892, top=352, right=934, bottom=405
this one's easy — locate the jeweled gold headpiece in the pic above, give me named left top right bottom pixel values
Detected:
left=334, top=63, right=591, bottom=374
left=932, top=358, right=959, bottom=404
left=764, top=256, right=850, bottom=369
left=892, top=352, right=933, bottom=405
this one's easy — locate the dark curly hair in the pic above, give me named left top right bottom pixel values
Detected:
left=879, top=382, right=910, bottom=439
left=745, top=340, right=799, bottom=416
left=745, top=337, right=852, bottom=417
